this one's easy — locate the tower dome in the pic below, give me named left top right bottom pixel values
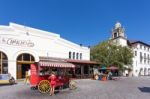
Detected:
left=115, top=22, right=121, bottom=29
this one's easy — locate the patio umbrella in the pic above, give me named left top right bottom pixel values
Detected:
left=107, top=66, right=118, bottom=70
left=100, top=66, right=107, bottom=70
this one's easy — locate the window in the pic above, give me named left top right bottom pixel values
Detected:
left=114, top=33, right=118, bottom=38
left=76, top=53, right=79, bottom=60
left=73, top=52, right=75, bottom=59
left=148, top=54, right=150, bottom=64
left=144, top=53, right=146, bottom=58
left=0, top=51, right=8, bottom=74
left=135, top=51, right=137, bottom=56
left=69, top=52, right=71, bottom=59
left=80, top=53, right=82, bottom=60
left=144, top=53, right=146, bottom=64
left=17, top=53, right=34, bottom=62
left=24, top=54, right=31, bottom=61
left=144, top=46, right=146, bottom=50
left=140, top=44, right=142, bottom=49
left=140, top=52, right=143, bottom=63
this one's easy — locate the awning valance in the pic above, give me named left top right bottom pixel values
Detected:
left=65, top=59, right=99, bottom=64
left=39, top=61, right=75, bottom=68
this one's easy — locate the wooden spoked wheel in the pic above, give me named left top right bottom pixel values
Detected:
left=69, top=80, right=77, bottom=90
left=38, top=80, right=50, bottom=93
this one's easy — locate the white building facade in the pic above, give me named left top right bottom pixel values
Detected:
left=0, top=22, right=90, bottom=79
left=131, top=41, right=150, bottom=76
left=111, top=22, right=150, bottom=76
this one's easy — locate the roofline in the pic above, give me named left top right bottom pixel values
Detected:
left=0, top=22, right=89, bottom=49
left=130, top=41, right=150, bottom=47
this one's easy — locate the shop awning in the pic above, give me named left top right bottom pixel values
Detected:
left=39, top=61, right=75, bottom=68
left=107, top=66, right=118, bottom=70
left=65, top=59, right=99, bottom=64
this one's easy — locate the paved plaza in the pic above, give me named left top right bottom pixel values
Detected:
left=0, top=77, right=150, bottom=99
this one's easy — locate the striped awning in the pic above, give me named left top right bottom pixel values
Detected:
left=39, top=61, right=75, bottom=68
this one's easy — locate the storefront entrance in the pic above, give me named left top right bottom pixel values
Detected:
left=65, top=59, right=98, bottom=79
left=22, top=64, right=30, bottom=78
left=17, top=53, right=35, bottom=79
left=17, top=63, right=31, bottom=79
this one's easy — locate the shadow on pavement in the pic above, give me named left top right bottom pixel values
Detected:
left=138, top=87, right=150, bottom=93
left=0, top=84, right=11, bottom=86
left=0, top=83, right=17, bottom=87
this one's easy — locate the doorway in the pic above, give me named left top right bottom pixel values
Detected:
left=17, top=53, right=35, bottom=79
left=22, top=64, right=30, bottom=78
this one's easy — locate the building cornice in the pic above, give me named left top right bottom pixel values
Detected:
left=0, top=22, right=89, bottom=51
left=130, top=41, right=150, bottom=48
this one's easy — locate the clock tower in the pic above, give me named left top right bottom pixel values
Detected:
left=111, top=22, right=127, bottom=46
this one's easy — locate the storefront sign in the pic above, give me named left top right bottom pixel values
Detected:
left=0, top=37, right=34, bottom=47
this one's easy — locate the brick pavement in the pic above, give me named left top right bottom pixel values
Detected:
left=0, top=77, right=150, bottom=99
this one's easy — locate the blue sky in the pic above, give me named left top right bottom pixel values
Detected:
left=0, top=0, right=150, bottom=46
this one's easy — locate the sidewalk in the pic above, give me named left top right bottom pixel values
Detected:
left=16, top=79, right=31, bottom=85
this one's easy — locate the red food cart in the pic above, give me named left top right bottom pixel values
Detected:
left=30, top=61, right=77, bottom=93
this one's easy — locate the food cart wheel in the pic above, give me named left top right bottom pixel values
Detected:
left=38, top=80, right=50, bottom=93
left=69, top=80, right=77, bottom=90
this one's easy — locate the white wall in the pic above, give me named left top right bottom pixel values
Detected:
left=112, top=38, right=127, bottom=47
left=118, top=38, right=127, bottom=46
left=132, top=43, right=150, bottom=76
left=0, top=22, right=90, bottom=79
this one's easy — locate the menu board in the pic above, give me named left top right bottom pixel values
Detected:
left=31, top=64, right=38, bottom=75
left=30, top=63, right=39, bottom=85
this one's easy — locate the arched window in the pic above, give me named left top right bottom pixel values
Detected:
left=69, top=52, right=71, bottom=59
left=73, top=52, right=75, bottom=59
left=17, top=53, right=34, bottom=62
left=0, top=51, right=8, bottom=74
left=114, top=32, right=118, bottom=38
left=76, top=53, right=79, bottom=60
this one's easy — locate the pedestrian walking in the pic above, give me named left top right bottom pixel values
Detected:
left=107, top=71, right=112, bottom=80
left=24, top=69, right=31, bottom=84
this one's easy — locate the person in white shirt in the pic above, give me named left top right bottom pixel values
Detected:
left=28, top=69, right=31, bottom=76
left=24, top=69, right=31, bottom=84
